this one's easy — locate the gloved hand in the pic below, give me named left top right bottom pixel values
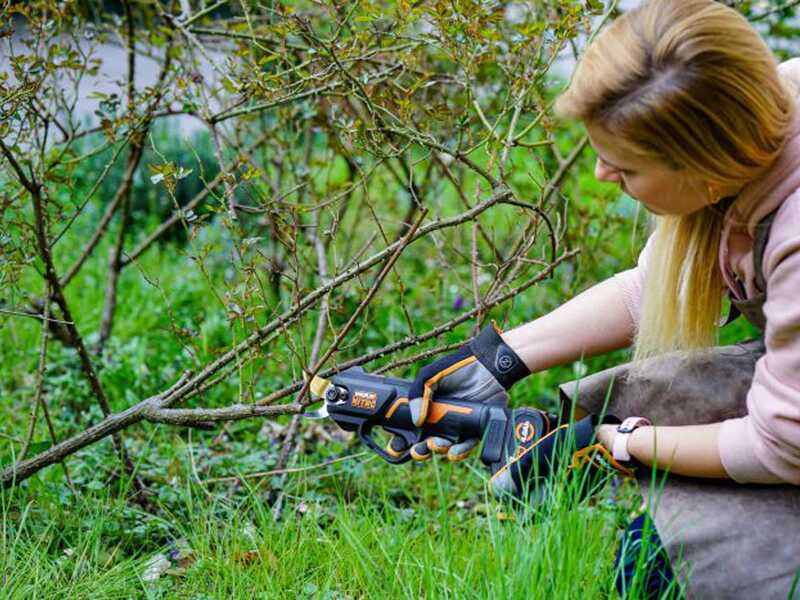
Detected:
left=489, top=412, right=634, bottom=503
left=387, top=322, right=530, bottom=462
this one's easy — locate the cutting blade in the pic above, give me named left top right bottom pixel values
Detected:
left=302, top=376, right=333, bottom=419
left=302, top=403, right=330, bottom=420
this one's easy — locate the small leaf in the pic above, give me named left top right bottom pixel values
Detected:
left=226, top=302, right=244, bottom=317
left=221, top=78, right=238, bottom=94
left=241, top=166, right=263, bottom=181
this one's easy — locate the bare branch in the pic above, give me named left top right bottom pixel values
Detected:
left=2, top=374, right=191, bottom=487
left=143, top=403, right=302, bottom=425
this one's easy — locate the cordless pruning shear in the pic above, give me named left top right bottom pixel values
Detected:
left=304, top=366, right=556, bottom=479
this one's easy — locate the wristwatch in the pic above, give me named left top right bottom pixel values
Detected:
left=612, top=416, right=652, bottom=463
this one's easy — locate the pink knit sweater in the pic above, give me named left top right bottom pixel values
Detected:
left=612, top=59, right=800, bottom=485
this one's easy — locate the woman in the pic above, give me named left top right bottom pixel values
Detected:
left=397, top=1, right=800, bottom=598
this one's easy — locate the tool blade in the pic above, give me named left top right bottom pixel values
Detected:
left=301, top=376, right=333, bottom=420
left=302, top=403, right=330, bottom=420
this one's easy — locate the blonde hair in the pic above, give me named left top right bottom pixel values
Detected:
left=556, top=0, right=794, bottom=360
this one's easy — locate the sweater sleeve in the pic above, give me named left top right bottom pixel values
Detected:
left=718, top=196, right=800, bottom=485
left=610, top=232, right=656, bottom=328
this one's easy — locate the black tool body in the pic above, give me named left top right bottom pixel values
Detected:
left=322, top=367, right=549, bottom=477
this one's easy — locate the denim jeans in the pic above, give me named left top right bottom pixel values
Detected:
left=614, top=513, right=679, bottom=599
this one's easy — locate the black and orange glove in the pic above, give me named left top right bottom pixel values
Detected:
left=388, top=322, right=530, bottom=462
left=489, top=412, right=634, bottom=503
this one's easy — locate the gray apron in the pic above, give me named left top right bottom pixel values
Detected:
left=558, top=212, right=800, bottom=599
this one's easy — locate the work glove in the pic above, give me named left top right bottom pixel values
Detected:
left=489, top=411, right=634, bottom=504
left=387, top=322, right=530, bottom=462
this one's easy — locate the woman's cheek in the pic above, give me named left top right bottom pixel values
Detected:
left=621, top=179, right=637, bottom=198
left=625, top=178, right=655, bottom=204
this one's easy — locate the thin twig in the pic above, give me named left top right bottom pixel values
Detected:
left=0, top=431, right=23, bottom=444
left=121, top=132, right=270, bottom=266
left=270, top=415, right=301, bottom=521
left=293, top=207, right=429, bottom=405
left=186, top=429, right=214, bottom=498
left=211, top=65, right=402, bottom=123
left=19, top=284, right=51, bottom=461
left=483, top=135, right=588, bottom=301
left=749, top=0, right=800, bottom=21
left=0, top=308, right=73, bottom=325
left=273, top=207, right=331, bottom=521
left=500, top=90, right=525, bottom=173
left=181, top=0, right=230, bottom=27
left=59, top=145, right=143, bottom=287
left=471, top=220, right=481, bottom=335
left=373, top=342, right=463, bottom=375
left=204, top=452, right=370, bottom=484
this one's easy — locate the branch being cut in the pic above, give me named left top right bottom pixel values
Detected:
left=143, top=403, right=303, bottom=426
left=293, top=208, right=428, bottom=405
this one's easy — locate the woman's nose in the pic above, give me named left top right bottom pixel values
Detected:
left=595, top=158, right=621, bottom=183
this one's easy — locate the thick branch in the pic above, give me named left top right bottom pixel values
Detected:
left=1, top=374, right=190, bottom=487
left=143, top=403, right=302, bottom=425
left=28, top=173, right=114, bottom=421
left=0, top=369, right=305, bottom=488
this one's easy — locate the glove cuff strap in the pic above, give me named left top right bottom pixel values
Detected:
left=468, top=322, right=530, bottom=390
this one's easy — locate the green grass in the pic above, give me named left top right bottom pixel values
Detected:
left=2, top=446, right=662, bottom=599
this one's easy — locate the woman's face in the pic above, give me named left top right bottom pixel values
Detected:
left=585, top=121, right=714, bottom=216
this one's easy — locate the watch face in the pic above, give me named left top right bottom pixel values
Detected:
left=618, top=418, right=649, bottom=434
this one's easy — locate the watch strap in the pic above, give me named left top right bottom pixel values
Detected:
left=612, top=416, right=651, bottom=463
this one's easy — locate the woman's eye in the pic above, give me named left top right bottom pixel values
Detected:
left=599, top=157, right=632, bottom=175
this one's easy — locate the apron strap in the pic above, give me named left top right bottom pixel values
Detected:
left=722, top=206, right=779, bottom=328
left=752, top=209, right=779, bottom=294
left=721, top=298, right=741, bottom=327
